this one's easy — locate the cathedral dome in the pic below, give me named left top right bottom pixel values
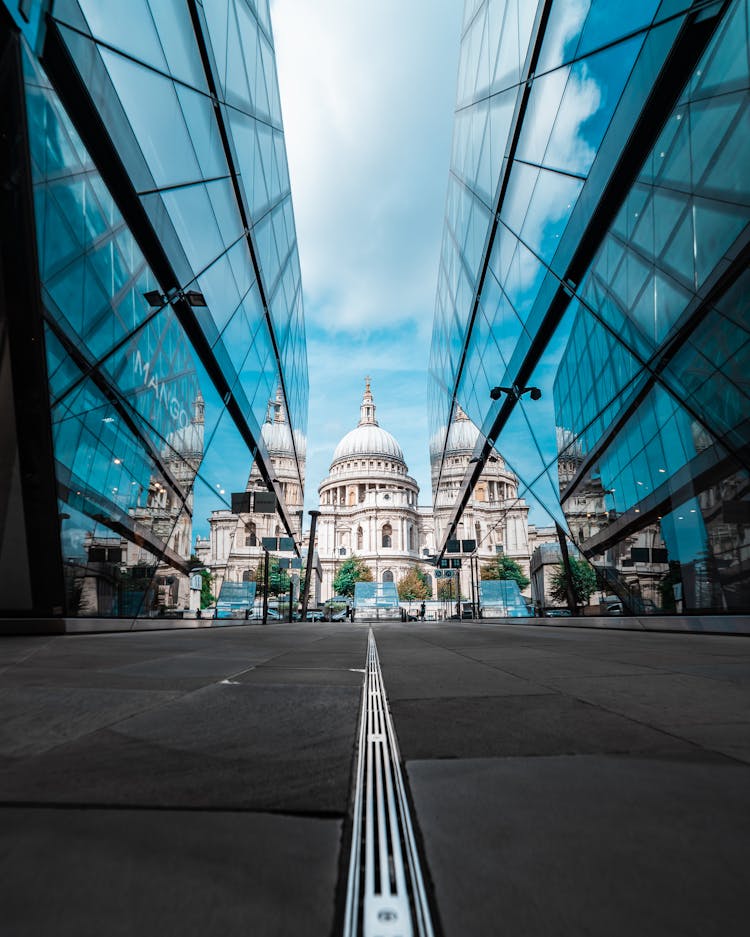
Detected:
left=430, top=404, right=480, bottom=457
left=262, top=418, right=293, bottom=455
left=330, top=378, right=406, bottom=468
left=164, top=391, right=204, bottom=459
left=332, top=424, right=404, bottom=463
left=261, top=387, right=298, bottom=457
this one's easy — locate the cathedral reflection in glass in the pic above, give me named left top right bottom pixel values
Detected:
left=0, top=0, right=307, bottom=620
left=429, top=0, right=750, bottom=614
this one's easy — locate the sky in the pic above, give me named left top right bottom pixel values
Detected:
left=270, top=0, right=464, bottom=515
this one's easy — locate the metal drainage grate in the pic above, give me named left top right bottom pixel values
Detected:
left=343, top=630, right=434, bottom=937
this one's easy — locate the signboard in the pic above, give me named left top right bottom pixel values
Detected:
left=461, top=539, right=476, bottom=553
left=446, top=539, right=461, bottom=553
left=291, top=558, right=302, bottom=569
left=450, top=558, right=462, bottom=569
left=277, top=558, right=291, bottom=569
left=190, top=574, right=202, bottom=590
left=278, top=536, right=295, bottom=552
left=254, top=491, right=277, bottom=514
left=438, top=558, right=450, bottom=569
left=435, top=570, right=443, bottom=578
left=261, top=537, right=278, bottom=550
left=231, top=492, right=252, bottom=513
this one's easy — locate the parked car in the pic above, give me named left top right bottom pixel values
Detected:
left=247, top=607, right=282, bottom=620
left=606, top=602, right=623, bottom=615
left=544, top=608, right=572, bottom=617
left=306, top=609, right=325, bottom=621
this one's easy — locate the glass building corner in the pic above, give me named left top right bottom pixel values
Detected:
left=0, top=0, right=308, bottom=621
left=429, top=0, right=750, bottom=615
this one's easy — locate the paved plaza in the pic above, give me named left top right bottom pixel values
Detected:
left=1, top=619, right=749, bottom=935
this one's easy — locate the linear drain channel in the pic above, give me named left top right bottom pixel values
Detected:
left=343, top=630, right=434, bottom=937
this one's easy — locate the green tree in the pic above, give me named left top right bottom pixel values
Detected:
left=436, top=579, right=453, bottom=600
left=333, top=555, right=374, bottom=597
left=397, top=566, right=432, bottom=600
left=549, top=557, right=597, bottom=608
left=199, top=569, right=214, bottom=609
left=480, top=555, right=530, bottom=591
left=256, top=555, right=291, bottom=596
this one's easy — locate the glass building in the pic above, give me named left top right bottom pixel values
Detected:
left=0, top=0, right=308, bottom=621
left=429, top=0, right=750, bottom=614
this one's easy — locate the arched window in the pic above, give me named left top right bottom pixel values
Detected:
left=382, top=523, right=392, bottom=548
left=382, top=570, right=394, bottom=583
left=242, top=569, right=255, bottom=582
left=245, top=521, right=257, bottom=547
left=357, top=526, right=363, bottom=550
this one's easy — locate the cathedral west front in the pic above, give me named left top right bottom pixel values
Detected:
left=315, top=378, right=546, bottom=602
left=199, top=378, right=551, bottom=607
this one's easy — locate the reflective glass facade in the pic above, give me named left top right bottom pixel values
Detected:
left=0, top=0, right=307, bottom=620
left=430, top=0, right=750, bottom=614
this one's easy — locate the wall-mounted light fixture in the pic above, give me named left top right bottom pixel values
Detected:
left=489, top=384, right=541, bottom=401
left=143, top=288, right=207, bottom=308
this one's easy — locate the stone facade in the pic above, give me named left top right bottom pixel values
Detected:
left=196, top=390, right=309, bottom=606
left=315, top=380, right=553, bottom=603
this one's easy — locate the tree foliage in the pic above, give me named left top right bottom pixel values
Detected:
left=397, top=566, right=432, bottom=600
left=189, top=556, right=215, bottom=609
left=436, top=576, right=461, bottom=600
left=480, top=554, right=530, bottom=590
left=199, top=568, right=214, bottom=609
left=255, top=555, right=291, bottom=596
left=333, top=555, right=374, bottom=597
left=549, top=556, right=597, bottom=607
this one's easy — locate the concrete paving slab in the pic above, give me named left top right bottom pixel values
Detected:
left=0, top=686, right=181, bottom=757
left=0, top=806, right=341, bottom=937
left=0, top=682, right=361, bottom=813
left=547, top=671, right=750, bottom=727
left=663, top=721, right=750, bottom=764
left=382, top=658, right=554, bottom=700
left=456, top=649, right=663, bottom=680
left=0, top=665, right=232, bottom=692
left=408, top=754, right=750, bottom=937
left=390, top=694, right=693, bottom=759
left=235, top=666, right=365, bottom=687
left=107, top=654, right=263, bottom=679
left=0, top=636, right=56, bottom=668
left=263, top=650, right=368, bottom=670
left=651, top=661, right=750, bottom=685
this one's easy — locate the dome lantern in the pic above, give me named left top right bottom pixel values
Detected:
left=329, top=378, right=406, bottom=468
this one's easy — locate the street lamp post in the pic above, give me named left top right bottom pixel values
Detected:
left=556, top=523, right=578, bottom=615
left=469, top=553, right=478, bottom=619
left=301, top=509, right=320, bottom=621
left=261, top=546, right=270, bottom=625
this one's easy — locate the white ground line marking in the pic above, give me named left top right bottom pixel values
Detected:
left=343, top=630, right=434, bottom=937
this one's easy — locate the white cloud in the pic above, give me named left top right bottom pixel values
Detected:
left=269, top=0, right=463, bottom=517
left=271, top=0, right=463, bottom=337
